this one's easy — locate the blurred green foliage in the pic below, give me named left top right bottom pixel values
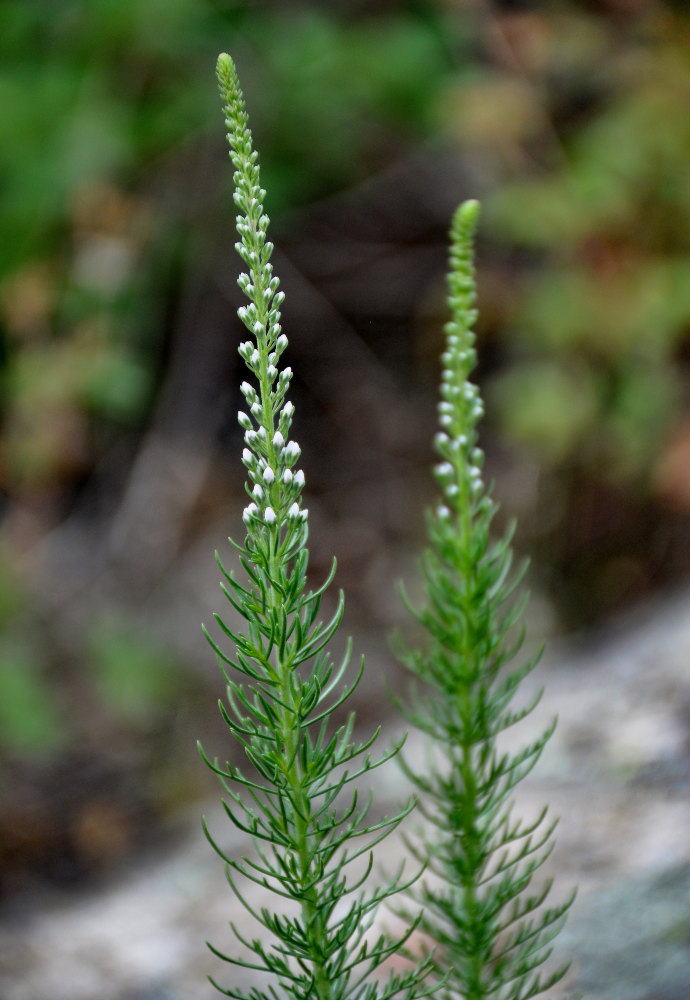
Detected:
left=462, top=4, right=690, bottom=618
left=88, top=618, right=185, bottom=730
left=0, top=0, right=455, bottom=495
left=0, top=0, right=689, bottom=763
left=0, top=0, right=458, bottom=762
left=485, top=8, right=690, bottom=488
left=0, top=561, right=66, bottom=757
left=0, top=640, right=66, bottom=756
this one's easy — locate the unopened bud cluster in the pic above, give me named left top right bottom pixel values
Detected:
left=217, top=54, right=307, bottom=541
left=432, top=201, right=488, bottom=522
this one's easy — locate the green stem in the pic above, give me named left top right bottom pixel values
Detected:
left=271, top=552, right=333, bottom=1000
left=456, top=458, right=489, bottom=998
left=283, top=681, right=333, bottom=1000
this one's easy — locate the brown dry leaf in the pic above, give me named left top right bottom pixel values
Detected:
left=653, top=418, right=690, bottom=510
left=0, top=263, right=55, bottom=342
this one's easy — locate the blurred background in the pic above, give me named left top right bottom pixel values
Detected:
left=1, top=0, right=690, bottom=996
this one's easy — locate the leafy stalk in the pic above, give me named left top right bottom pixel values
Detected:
left=396, top=201, right=574, bottom=1000
left=200, top=53, right=431, bottom=1000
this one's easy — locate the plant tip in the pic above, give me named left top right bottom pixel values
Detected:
left=456, top=198, right=481, bottom=228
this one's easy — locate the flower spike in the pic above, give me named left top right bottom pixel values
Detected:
left=201, top=54, right=432, bottom=1000
left=396, top=200, right=575, bottom=1000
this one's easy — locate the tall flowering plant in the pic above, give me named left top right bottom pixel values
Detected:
left=395, top=202, right=575, bottom=999
left=199, top=54, right=431, bottom=1000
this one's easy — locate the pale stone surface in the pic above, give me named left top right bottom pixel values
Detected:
left=1, top=590, right=690, bottom=999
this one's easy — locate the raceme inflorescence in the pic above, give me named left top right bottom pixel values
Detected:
left=199, top=53, right=432, bottom=1000
left=394, top=202, right=575, bottom=1000
left=201, top=53, right=575, bottom=1000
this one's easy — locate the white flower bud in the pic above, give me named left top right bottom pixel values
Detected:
left=273, top=431, right=284, bottom=448
left=242, top=503, right=258, bottom=523
left=288, top=502, right=300, bottom=518
left=264, top=507, right=276, bottom=525
left=293, top=470, right=305, bottom=488
left=263, top=467, right=275, bottom=484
